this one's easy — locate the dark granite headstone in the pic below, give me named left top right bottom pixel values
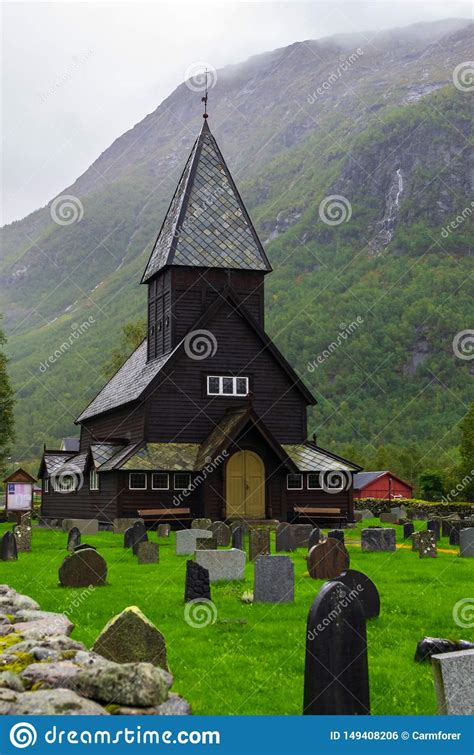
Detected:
left=185, top=560, right=211, bottom=602
left=254, top=555, right=294, bottom=603
left=308, top=528, right=320, bottom=550
left=329, top=569, right=380, bottom=619
left=292, top=524, right=313, bottom=549
left=137, top=541, right=159, bottom=564
left=67, top=527, right=81, bottom=551
left=59, top=548, right=107, bottom=587
left=328, top=529, right=344, bottom=544
left=303, top=581, right=370, bottom=714
left=307, top=538, right=349, bottom=579
left=231, top=525, right=244, bottom=551
left=361, top=528, right=396, bottom=552
left=210, top=521, right=231, bottom=547
left=124, top=521, right=148, bottom=553
left=427, top=519, right=441, bottom=541
left=441, top=519, right=459, bottom=538
left=459, top=527, right=474, bottom=557
left=275, top=523, right=296, bottom=552
left=195, top=537, right=217, bottom=550
left=249, top=528, right=270, bottom=561
left=1, top=531, right=18, bottom=561
left=403, top=522, right=414, bottom=540
left=449, top=528, right=460, bottom=546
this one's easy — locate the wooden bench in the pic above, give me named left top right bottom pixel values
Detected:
left=137, top=508, right=193, bottom=526
left=293, top=506, right=347, bottom=528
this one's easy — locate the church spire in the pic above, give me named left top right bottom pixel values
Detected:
left=201, top=68, right=209, bottom=120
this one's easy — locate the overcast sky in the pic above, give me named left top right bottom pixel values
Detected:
left=1, top=0, right=471, bottom=226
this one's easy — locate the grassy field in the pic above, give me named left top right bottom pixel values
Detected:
left=0, top=520, right=472, bottom=715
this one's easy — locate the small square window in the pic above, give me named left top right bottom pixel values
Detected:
left=208, top=376, right=220, bottom=394
left=129, top=473, right=147, bottom=490
left=222, top=377, right=234, bottom=395
left=152, top=473, right=169, bottom=490
left=307, top=473, right=321, bottom=490
left=174, top=473, right=191, bottom=490
left=236, top=377, right=248, bottom=395
left=287, top=474, right=303, bottom=490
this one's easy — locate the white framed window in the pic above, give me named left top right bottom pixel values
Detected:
left=152, top=473, right=169, bottom=490
left=174, top=472, right=191, bottom=490
left=129, top=472, right=147, bottom=490
left=52, top=475, right=76, bottom=493
left=207, top=375, right=249, bottom=397
left=90, top=470, right=99, bottom=491
left=44, top=478, right=49, bottom=493
left=307, top=473, right=321, bottom=490
left=287, top=473, right=303, bottom=490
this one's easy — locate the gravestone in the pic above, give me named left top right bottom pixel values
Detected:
left=390, top=506, right=406, bottom=519
left=427, top=519, right=441, bottom=541
left=303, top=581, right=370, bottom=714
left=67, top=527, right=81, bottom=551
left=412, top=532, right=421, bottom=551
left=359, top=509, right=374, bottom=520
left=254, top=555, right=294, bottom=603
left=307, top=538, right=349, bottom=579
left=380, top=512, right=399, bottom=524
left=92, top=606, right=168, bottom=669
left=195, top=537, right=217, bottom=550
left=403, top=522, right=414, bottom=539
left=231, top=521, right=250, bottom=534
left=13, top=521, right=32, bottom=552
left=210, top=521, right=231, bottom=547
left=418, top=530, right=437, bottom=558
left=292, top=524, right=313, bottom=549
left=361, top=528, right=396, bottom=552
left=275, top=523, right=296, bottom=552
left=62, top=518, right=99, bottom=535
left=1, top=531, right=18, bottom=561
left=113, top=518, right=143, bottom=534
left=231, top=525, right=244, bottom=551
left=58, top=548, right=107, bottom=587
left=249, top=528, right=270, bottom=561
left=432, top=649, right=474, bottom=715
left=308, top=528, right=321, bottom=550
left=329, top=569, right=380, bottom=620
left=353, top=511, right=363, bottom=523
left=415, top=637, right=474, bottom=662
left=137, top=542, right=159, bottom=564
left=442, top=518, right=457, bottom=538
left=20, top=511, right=32, bottom=527
left=191, top=519, right=212, bottom=530
left=157, top=524, right=170, bottom=538
left=185, top=561, right=211, bottom=602
left=131, top=521, right=148, bottom=555
left=195, top=549, right=246, bottom=582
left=176, top=529, right=212, bottom=556
left=449, top=528, right=460, bottom=546
left=459, top=528, right=474, bottom=557
left=328, top=529, right=344, bottom=543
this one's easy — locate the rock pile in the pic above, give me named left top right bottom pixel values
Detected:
left=0, top=585, right=190, bottom=715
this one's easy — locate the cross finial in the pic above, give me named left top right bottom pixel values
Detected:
left=201, top=68, right=209, bottom=119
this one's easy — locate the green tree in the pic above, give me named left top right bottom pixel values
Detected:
left=102, top=319, right=146, bottom=379
left=0, top=316, right=15, bottom=480
left=418, top=470, right=444, bottom=501
left=458, top=403, right=474, bottom=500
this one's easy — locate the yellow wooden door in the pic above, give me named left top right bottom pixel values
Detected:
left=226, top=451, right=265, bottom=519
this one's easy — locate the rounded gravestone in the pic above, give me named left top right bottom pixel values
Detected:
left=329, top=569, right=380, bottom=619
left=59, top=548, right=107, bottom=587
left=307, top=538, right=349, bottom=580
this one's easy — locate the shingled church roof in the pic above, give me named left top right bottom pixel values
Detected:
left=141, top=120, right=271, bottom=281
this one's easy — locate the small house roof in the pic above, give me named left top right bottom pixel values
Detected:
left=282, top=443, right=361, bottom=472
left=4, top=467, right=36, bottom=484
left=353, top=470, right=413, bottom=490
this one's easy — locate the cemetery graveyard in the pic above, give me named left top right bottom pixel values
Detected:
left=0, top=517, right=472, bottom=716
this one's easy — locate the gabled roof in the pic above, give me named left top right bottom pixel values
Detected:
left=353, top=470, right=413, bottom=490
left=4, top=467, right=36, bottom=484
left=90, top=443, right=127, bottom=468
left=282, top=443, right=362, bottom=472
left=141, top=120, right=272, bottom=281
left=39, top=452, right=75, bottom=478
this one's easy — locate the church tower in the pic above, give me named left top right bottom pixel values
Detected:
left=141, top=119, right=272, bottom=361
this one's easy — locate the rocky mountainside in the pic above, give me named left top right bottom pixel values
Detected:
left=1, top=19, right=473, bottom=471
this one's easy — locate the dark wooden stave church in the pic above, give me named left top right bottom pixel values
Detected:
left=40, top=117, right=360, bottom=527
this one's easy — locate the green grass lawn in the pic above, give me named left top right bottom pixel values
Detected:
left=0, top=520, right=472, bottom=715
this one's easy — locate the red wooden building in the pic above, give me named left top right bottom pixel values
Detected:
left=353, top=471, right=413, bottom=500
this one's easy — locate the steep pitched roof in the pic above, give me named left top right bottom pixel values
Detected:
left=353, top=470, right=413, bottom=490
left=141, top=120, right=271, bottom=281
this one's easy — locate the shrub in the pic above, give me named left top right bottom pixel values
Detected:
left=354, top=497, right=474, bottom=518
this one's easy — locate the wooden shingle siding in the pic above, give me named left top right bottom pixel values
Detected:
left=80, top=404, right=145, bottom=452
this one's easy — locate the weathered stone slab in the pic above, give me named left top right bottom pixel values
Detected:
left=92, top=606, right=168, bottom=669
left=292, top=524, right=313, bottom=548
left=113, top=518, right=144, bottom=534
left=427, top=519, right=441, bottom=541
left=231, top=525, right=244, bottom=551
left=157, top=524, right=170, bottom=538
left=459, top=528, right=474, bottom=557
left=432, top=649, right=474, bottom=715
left=210, top=521, right=231, bottom=546
left=62, top=519, right=99, bottom=535
left=380, top=512, right=400, bottom=524
left=185, top=560, right=211, bottom=602
left=249, top=528, right=270, bottom=561
left=361, top=528, right=396, bottom=552
left=418, top=530, right=436, bottom=558
left=307, top=538, right=349, bottom=579
left=353, top=511, right=363, bottom=522
left=254, top=555, right=294, bottom=603
left=329, top=569, right=380, bottom=620
left=1, top=532, right=18, bottom=561
left=67, top=526, right=81, bottom=551
left=359, top=509, right=374, bottom=519
left=191, top=519, right=212, bottom=530
left=59, top=548, right=107, bottom=587
left=412, top=532, right=421, bottom=551
left=303, top=581, right=370, bottom=714
left=449, top=528, right=460, bottom=546
left=75, top=662, right=172, bottom=707
left=195, top=537, right=217, bottom=550
left=275, top=523, right=296, bottom=552
left=13, top=523, right=31, bottom=552
left=137, top=542, right=159, bottom=564
left=403, top=522, right=414, bottom=539
left=176, top=529, right=212, bottom=556
left=195, top=548, right=246, bottom=582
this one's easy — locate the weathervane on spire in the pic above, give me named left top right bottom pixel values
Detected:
left=201, top=68, right=209, bottom=119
